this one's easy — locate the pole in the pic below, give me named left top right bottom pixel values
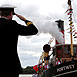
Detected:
left=68, top=0, right=74, bottom=57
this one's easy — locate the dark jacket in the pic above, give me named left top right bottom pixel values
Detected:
left=0, top=18, right=38, bottom=76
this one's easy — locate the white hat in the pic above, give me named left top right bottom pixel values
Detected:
left=0, top=4, right=16, bottom=11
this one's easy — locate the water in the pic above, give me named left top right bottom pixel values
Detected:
left=19, top=74, right=32, bottom=77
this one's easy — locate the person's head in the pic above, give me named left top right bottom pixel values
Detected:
left=0, top=4, right=16, bottom=20
left=0, top=11, right=13, bottom=20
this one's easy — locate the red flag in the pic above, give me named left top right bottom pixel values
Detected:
left=75, top=32, right=77, bottom=34
left=33, top=65, right=38, bottom=72
left=73, top=30, right=76, bottom=32
left=72, top=25, right=74, bottom=27
left=67, top=11, right=72, bottom=15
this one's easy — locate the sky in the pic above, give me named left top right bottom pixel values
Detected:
left=0, top=0, right=77, bottom=68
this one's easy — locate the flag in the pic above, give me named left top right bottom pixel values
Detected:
left=33, top=65, right=38, bottom=72
left=65, top=9, right=69, bottom=13
left=72, top=27, right=75, bottom=30
left=75, top=32, right=77, bottom=34
left=72, top=25, right=74, bottom=27
left=73, top=34, right=75, bottom=36
left=67, top=11, right=72, bottom=15
left=73, top=30, right=76, bottom=32
left=69, top=22, right=73, bottom=25
left=74, top=36, right=77, bottom=38
left=68, top=0, right=71, bottom=5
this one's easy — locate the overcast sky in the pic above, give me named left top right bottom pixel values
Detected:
left=0, top=0, right=77, bottom=68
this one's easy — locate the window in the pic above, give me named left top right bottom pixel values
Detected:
left=64, top=46, right=70, bottom=53
left=73, top=47, right=77, bottom=53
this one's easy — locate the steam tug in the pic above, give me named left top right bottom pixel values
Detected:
left=37, top=0, right=77, bottom=77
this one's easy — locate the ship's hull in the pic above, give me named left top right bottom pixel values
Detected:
left=40, top=60, right=77, bottom=77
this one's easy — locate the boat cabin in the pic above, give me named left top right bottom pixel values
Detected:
left=52, top=44, right=77, bottom=62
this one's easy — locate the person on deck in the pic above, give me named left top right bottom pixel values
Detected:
left=0, top=4, right=38, bottom=77
left=56, top=58, right=61, bottom=65
left=32, top=73, right=38, bottom=77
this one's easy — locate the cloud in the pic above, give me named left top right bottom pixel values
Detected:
left=17, top=33, right=52, bottom=53
left=17, top=34, right=52, bottom=67
left=18, top=52, right=40, bottom=67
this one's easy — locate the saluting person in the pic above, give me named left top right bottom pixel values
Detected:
left=0, top=4, right=38, bottom=77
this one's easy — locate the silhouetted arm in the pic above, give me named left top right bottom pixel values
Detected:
left=12, top=14, right=38, bottom=35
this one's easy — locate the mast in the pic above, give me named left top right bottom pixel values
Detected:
left=68, top=0, right=73, bottom=57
